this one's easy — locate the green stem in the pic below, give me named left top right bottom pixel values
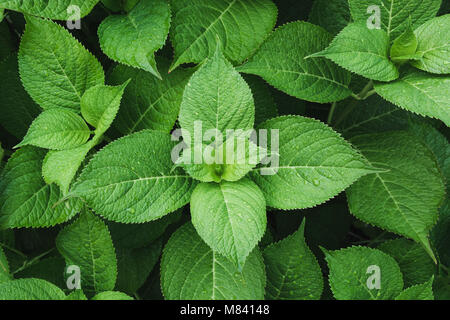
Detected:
left=0, top=242, right=27, bottom=259
left=12, top=248, right=55, bottom=275
left=327, top=102, right=337, bottom=124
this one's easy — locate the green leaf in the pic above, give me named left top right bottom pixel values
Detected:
left=324, top=246, right=404, bottom=300
left=432, top=198, right=450, bottom=267
left=243, top=75, right=278, bottom=127
left=81, top=82, right=129, bottom=136
left=0, top=247, right=11, bottom=283
left=395, top=277, right=434, bottom=300
left=310, top=23, right=398, bottom=81
left=308, top=0, right=351, bottom=36
left=374, top=67, right=450, bottom=128
left=411, top=14, right=450, bottom=74
left=346, top=132, right=446, bottom=261
left=0, top=278, right=66, bottom=300
left=390, top=19, right=418, bottom=63
left=56, top=210, right=117, bottom=295
left=0, top=147, right=80, bottom=228
left=0, top=0, right=100, bottom=19
left=179, top=45, right=254, bottom=138
left=16, top=109, right=91, bottom=150
left=19, top=16, right=104, bottom=111
left=378, top=238, right=435, bottom=287
left=348, top=0, right=442, bottom=40
left=169, top=0, right=277, bottom=72
left=249, top=116, right=377, bottom=210
left=161, top=223, right=266, bottom=300
left=65, top=290, right=88, bottom=300
left=98, top=0, right=170, bottom=79
left=91, top=291, right=134, bottom=300
left=107, top=58, right=193, bottom=135
left=70, top=130, right=197, bottom=223
left=263, top=220, right=323, bottom=300
left=190, top=179, right=266, bottom=269
left=237, top=21, right=352, bottom=103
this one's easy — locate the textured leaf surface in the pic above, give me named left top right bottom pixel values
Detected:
left=263, top=220, right=323, bottom=300
left=311, top=23, right=398, bottom=81
left=237, top=22, right=352, bottom=103
left=0, top=147, right=80, bottom=228
left=308, top=0, right=351, bottom=35
left=374, top=67, right=450, bottom=126
left=378, top=238, right=435, bottom=287
left=65, top=290, right=88, bottom=300
left=56, top=210, right=117, bottom=295
left=190, top=179, right=266, bottom=269
left=71, top=130, right=197, bottom=223
left=107, top=58, right=193, bottom=135
left=395, top=278, right=434, bottom=300
left=98, top=0, right=170, bottom=78
left=325, top=246, right=403, bottom=300
left=411, top=14, right=450, bottom=74
left=0, top=0, right=100, bottom=19
left=0, top=278, right=66, bottom=300
left=169, top=0, right=277, bottom=71
left=249, top=116, right=376, bottom=210
left=390, top=19, right=418, bottom=63
left=17, top=109, right=91, bottom=150
left=348, top=0, right=442, bottom=40
left=19, top=16, right=104, bottom=110
left=346, top=132, right=445, bottom=260
left=91, top=291, right=134, bottom=300
left=161, top=223, right=266, bottom=300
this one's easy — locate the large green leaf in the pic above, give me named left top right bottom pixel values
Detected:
left=263, top=220, right=323, bottom=300
left=0, top=0, right=100, bottom=19
left=346, top=132, right=446, bottom=261
left=56, top=210, right=117, bottom=295
left=348, top=0, right=442, bottom=40
left=249, top=116, right=376, bottom=210
left=237, top=21, right=352, bottom=103
left=411, top=14, right=450, bottom=74
left=310, top=23, right=398, bottom=81
left=169, top=0, right=277, bottom=72
left=19, top=16, right=104, bottom=110
left=70, top=130, right=197, bottom=223
left=0, top=147, right=80, bottom=228
left=161, top=223, right=266, bottom=300
left=0, top=278, right=66, bottom=300
left=374, top=67, right=450, bottom=126
left=98, top=0, right=170, bottom=79
left=190, top=179, right=266, bottom=269
left=107, top=58, right=193, bottom=135
left=324, top=246, right=404, bottom=300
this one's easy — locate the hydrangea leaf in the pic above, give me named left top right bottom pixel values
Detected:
left=348, top=0, right=442, bottom=40
left=0, top=278, right=66, bottom=300
left=160, top=223, right=266, bottom=300
left=56, top=210, right=117, bottom=295
left=249, top=116, right=377, bottom=210
left=0, top=0, right=100, bottom=20
left=70, top=130, right=197, bottom=223
left=324, top=246, right=404, bottom=300
left=169, top=0, right=277, bottom=72
left=237, top=21, right=352, bottom=103
left=16, top=108, right=91, bottom=150
left=190, top=179, right=266, bottom=269
left=107, top=58, right=193, bottom=135
left=91, top=291, right=134, bottom=300
left=263, top=220, right=323, bottom=300
left=0, top=247, right=11, bottom=283
left=395, top=277, right=434, bottom=300
left=308, top=0, right=351, bottom=36
left=98, top=0, right=170, bottom=79
left=310, top=23, right=398, bottom=81
left=411, top=14, right=450, bottom=74
left=346, top=132, right=446, bottom=261
left=390, top=19, right=418, bottom=63
left=0, top=147, right=80, bottom=229
left=65, top=290, right=88, bottom=300
left=18, top=16, right=104, bottom=111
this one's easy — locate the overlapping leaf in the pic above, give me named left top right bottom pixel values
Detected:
left=0, top=278, right=66, bottom=300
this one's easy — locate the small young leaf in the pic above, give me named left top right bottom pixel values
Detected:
left=310, top=23, right=399, bottom=81
left=0, top=278, right=66, bottom=300
left=19, top=16, right=104, bottom=110
left=56, top=210, right=117, bottom=295
left=324, top=246, right=404, bottom=300
left=65, top=290, right=88, bottom=300
left=98, top=0, right=170, bottom=79
left=237, top=21, right=352, bottom=103
left=390, top=19, right=418, bottom=63
left=190, top=179, right=266, bottom=269
left=263, top=220, right=323, bottom=300
left=161, top=223, right=266, bottom=300
left=91, top=291, right=134, bottom=300
left=16, top=108, right=91, bottom=150
left=395, top=277, right=434, bottom=300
